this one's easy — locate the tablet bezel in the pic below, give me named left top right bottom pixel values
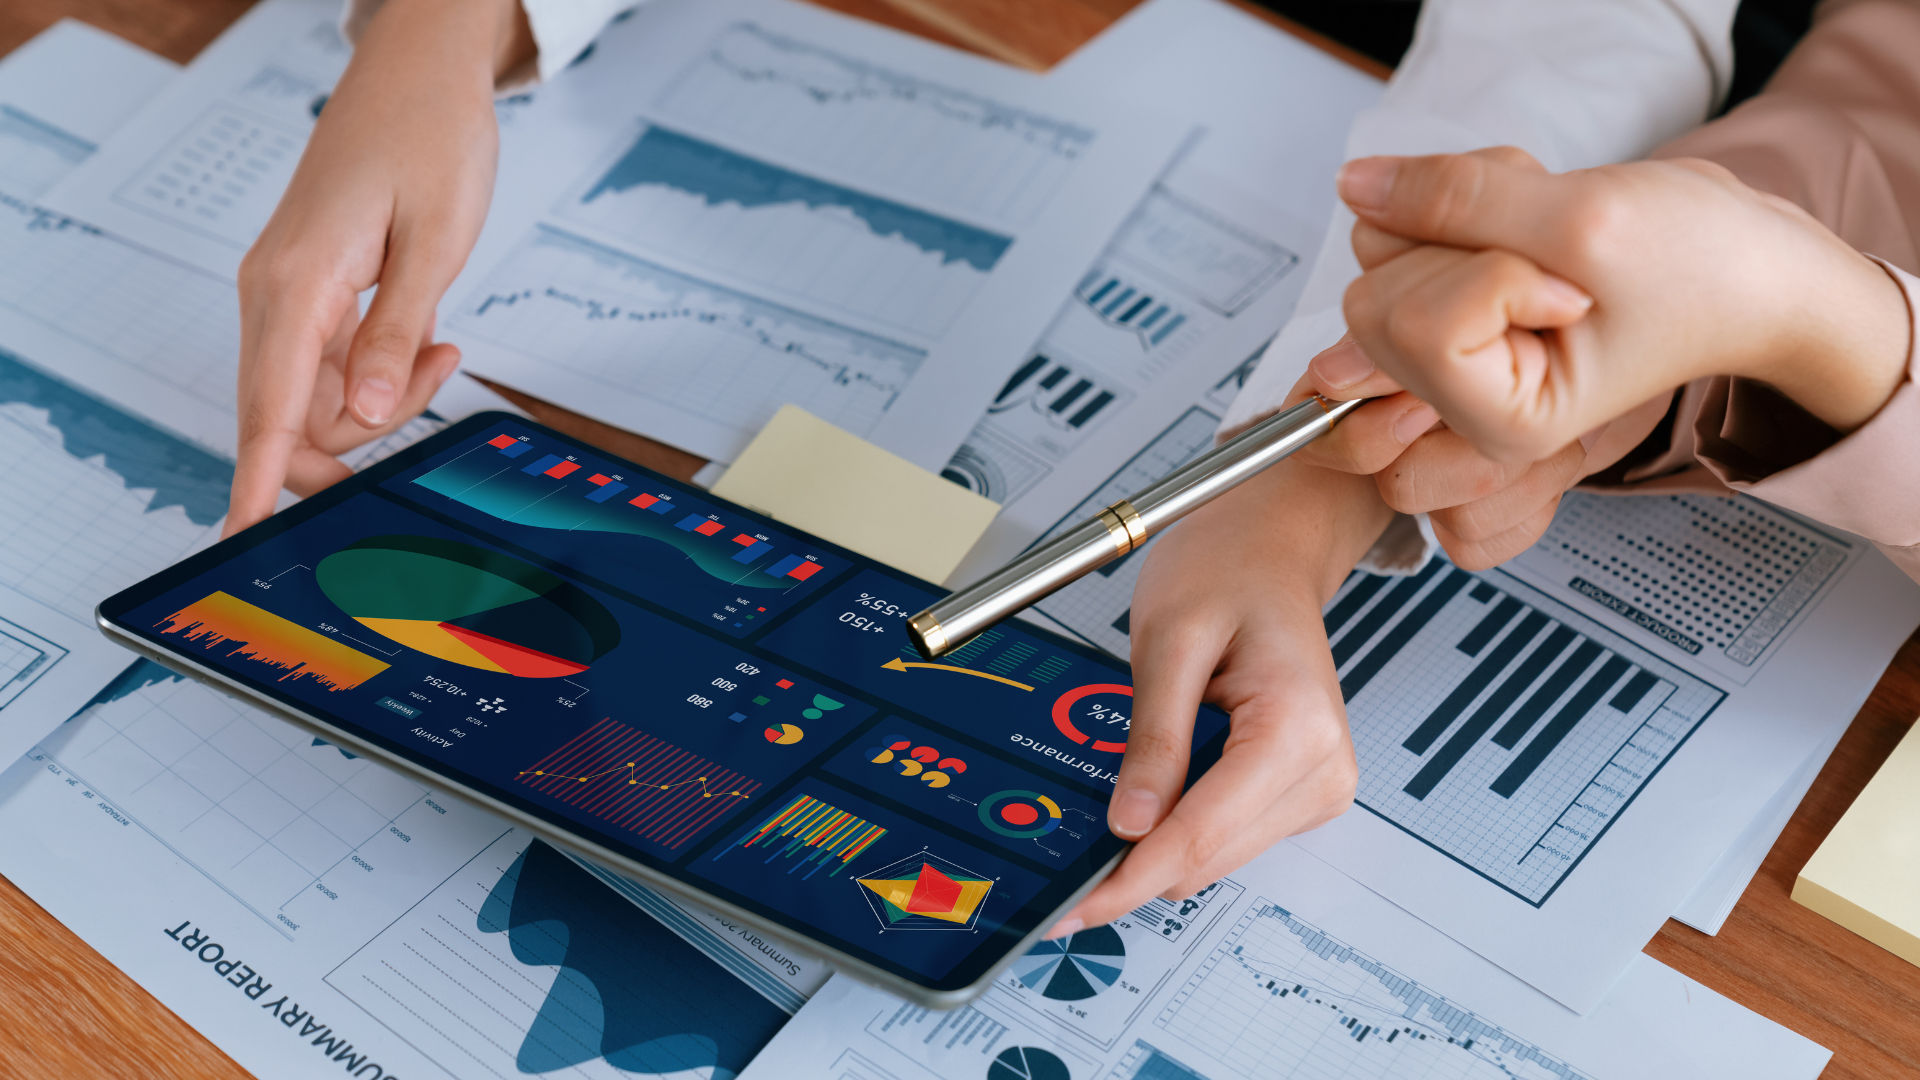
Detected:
left=97, top=412, right=1219, bottom=1007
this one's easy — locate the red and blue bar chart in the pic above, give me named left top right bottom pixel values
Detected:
left=392, top=426, right=847, bottom=633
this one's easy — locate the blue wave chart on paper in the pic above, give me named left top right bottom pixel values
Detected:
left=389, top=423, right=848, bottom=633
left=584, top=127, right=1010, bottom=272
left=0, top=347, right=232, bottom=527
left=559, top=125, right=1004, bottom=336
left=477, top=840, right=789, bottom=1078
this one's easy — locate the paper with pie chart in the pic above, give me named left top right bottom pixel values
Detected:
left=1014, top=925, right=1126, bottom=1000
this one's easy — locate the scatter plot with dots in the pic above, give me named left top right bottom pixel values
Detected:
left=1516, top=493, right=1854, bottom=680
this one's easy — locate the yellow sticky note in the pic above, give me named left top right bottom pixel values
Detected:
left=712, top=406, right=1000, bottom=585
left=1793, top=716, right=1920, bottom=966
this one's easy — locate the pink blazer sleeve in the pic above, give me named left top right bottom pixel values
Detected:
left=1694, top=262, right=1920, bottom=580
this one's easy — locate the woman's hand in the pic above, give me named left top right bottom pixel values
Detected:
left=226, top=0, right=534, bottom=535
left=1332, top=148, right=1911, bottom=468
left=1287, top=342, right=1664, bottom=570
left=1048, top=457, right=1394, bottom=935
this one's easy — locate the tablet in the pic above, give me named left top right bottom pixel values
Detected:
left=97, top=413, right=1229, bottom=1006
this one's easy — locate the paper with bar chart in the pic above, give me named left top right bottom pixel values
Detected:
left=738, top=842, right=1829, bottom=1080
left=939, top=0, right=1374, bottom=590
left=1285, top=506, right=1920, bottom=1011
left=441, top=0, right=1188, bottom=469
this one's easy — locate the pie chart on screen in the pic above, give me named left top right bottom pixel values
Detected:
left=315, top=535, right=621, bottom=678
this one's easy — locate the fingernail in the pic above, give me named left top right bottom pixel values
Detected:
left=1110, top=788, right=1161, bottom=839
left=1393, top=403, right=1439, bottom=444
left=354, top=377, right=396, bottom=425
left=1310, top=340, right=1375, bottom=390
left=1542, top=273, right=1593, bottom=311
left=1339, top=157, right=1399, bottom=211
left=1043, top=918, right=1083, bottom=941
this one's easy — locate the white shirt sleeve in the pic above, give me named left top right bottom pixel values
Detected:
left=1218, top=0, right=1741, bottom=572
left=340, top=0, right=640, bottom=90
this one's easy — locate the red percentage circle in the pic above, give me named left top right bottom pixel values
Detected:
left=1052, top=683, right=1133, bottom=753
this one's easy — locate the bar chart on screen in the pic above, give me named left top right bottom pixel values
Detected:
left=392, top=424, right=847, bottom=633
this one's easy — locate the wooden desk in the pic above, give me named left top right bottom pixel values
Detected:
left=0, top=2, right=1913, bottom=1077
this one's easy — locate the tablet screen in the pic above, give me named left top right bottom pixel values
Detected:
left=100, top=415, right=1229, bottom=993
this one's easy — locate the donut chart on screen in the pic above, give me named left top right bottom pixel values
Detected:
left=315, top=535, right=621, bottom=678
left=979, top=790, right=1063, bottom=839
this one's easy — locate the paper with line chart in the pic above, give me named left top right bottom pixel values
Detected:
left=739, top=843, right=1829, bottom=1080
left=440, top=0, right=1188, bottom=469
left=0, top=342, right=230, bottom=763
left=2, top=673, right=831, bottom=1080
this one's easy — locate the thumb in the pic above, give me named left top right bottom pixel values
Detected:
left=1337, top=149, right=1571, bottom=264
left=343, top=235, right=459, bottom=429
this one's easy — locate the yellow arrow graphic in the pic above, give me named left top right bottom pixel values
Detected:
left=881, top=656, right=1034, bottom=691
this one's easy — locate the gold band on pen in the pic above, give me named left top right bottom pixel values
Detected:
left=1111, top=498, right=1146, bottom=550
left=1096, top=507, right=1132, bottom=555
left=1094, top=499, right=1148, bottom=556
left=908, top=611, right=947, bottom=657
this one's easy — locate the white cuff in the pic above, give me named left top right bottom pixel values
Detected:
left=1356, top=513, right=1441, bottom=576
left=338, top=0, right=638, bottom=91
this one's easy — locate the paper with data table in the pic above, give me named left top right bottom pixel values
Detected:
left=739, top=842, right=1828, bottom=1080
left=437, top=0, right=1189, bottom=470
left=0, top=10, right=510, bottom=462
left=941, top=0, right=1381, bottom=587
left=0, top=661, right=833, bottom=1080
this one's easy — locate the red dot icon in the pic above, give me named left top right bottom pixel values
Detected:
left=1000, top=803, right=1041, bottom=826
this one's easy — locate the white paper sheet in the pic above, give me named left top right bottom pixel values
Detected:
left=0, top=666, right=829, bottom=1080
left=37, top=0, right=348, bottom=277
left=0, top=20, right=179, bottom=202
left=443, top=0, right=1188, bottom=470
left=0, top=7, right=514, bottom=463
left=894, top=0, right=1383, bottom=582
left=1671, top=725, right=1839, bottom=934
left=0, top=23, right=205, bottom=759
left=738, top=841, right=1828, bottom=1080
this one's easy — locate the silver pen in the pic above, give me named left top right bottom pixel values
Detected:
left=908, top=395, right=1365, bottom=659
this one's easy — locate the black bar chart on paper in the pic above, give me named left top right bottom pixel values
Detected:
left=1324, top=562, right=1726, bottom=905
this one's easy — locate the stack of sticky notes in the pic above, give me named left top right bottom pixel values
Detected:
left=1793, top=718, right=1920, bottom=965
left=712, top=405, right=1000, bottom=586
